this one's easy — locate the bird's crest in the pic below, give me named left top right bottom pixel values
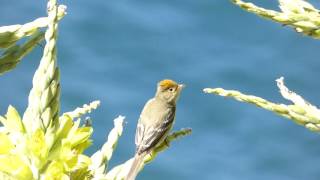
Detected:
left=158, top=79, right=178, bottom=89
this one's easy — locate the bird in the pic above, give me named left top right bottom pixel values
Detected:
left=126, top=79, right=185, bottom=180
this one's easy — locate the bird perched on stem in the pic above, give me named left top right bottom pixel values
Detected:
left=126, top=79, right=185, bottom=180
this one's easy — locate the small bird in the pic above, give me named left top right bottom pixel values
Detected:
left=126, top=79, right=185, bottom=180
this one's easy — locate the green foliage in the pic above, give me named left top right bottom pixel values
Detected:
left=0, top=0, right=191, bottom=179
left=0, top=5, right=66, bottom=75
left=232, top=0, right=320, bottom=39
left=105, top=128, right=192, bottom=180
left=0, top=104, right=97, bottom=179
left=204, top=77, right=320, bottom=132
left=204, top=0, right=320, bottom=133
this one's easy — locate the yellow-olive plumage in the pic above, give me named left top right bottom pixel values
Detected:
left=126, top=79, right=185, bottom=180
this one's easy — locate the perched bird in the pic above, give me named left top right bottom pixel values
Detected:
left=126, top=79, right=185, bottom=180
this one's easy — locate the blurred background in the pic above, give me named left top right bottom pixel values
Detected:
left=1, top=0, right=320, bottom=179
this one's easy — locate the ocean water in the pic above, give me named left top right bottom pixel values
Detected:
left=1, top=1, right=320, bottom=180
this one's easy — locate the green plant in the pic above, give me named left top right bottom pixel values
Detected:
left=204, top=0, right=320, bottom=132
left=204, top=77, right=320, bottom=132
left=232, top=0, right=320, bottom=39
left=0, top=0, right=191, bottom=179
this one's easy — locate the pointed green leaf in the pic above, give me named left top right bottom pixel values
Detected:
left=0, top=133, right=14, bottom=154
left=42, top=161, right=68, bottom=180
left=68, top=127, right=93, bottom=148
left=1, top=105, right=25, bottom=133
left=60, top=140, right=78, bottom=171
left=0, top=154, right=33, bottom=180
left=27, top=129, right=48, bottom=168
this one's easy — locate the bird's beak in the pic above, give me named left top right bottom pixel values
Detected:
left=178, top=84, right=186, bottom=90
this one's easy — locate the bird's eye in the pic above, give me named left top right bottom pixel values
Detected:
left=169, top=88, right=174, bottom=92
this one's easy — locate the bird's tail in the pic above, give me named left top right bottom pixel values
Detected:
left=126, top=153, right=145, bottom=180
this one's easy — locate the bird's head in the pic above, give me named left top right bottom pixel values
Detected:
left=155, top=79, right=185, bottom=105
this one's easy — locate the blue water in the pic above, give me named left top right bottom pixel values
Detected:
left=1, top=1, right=320, bottom=180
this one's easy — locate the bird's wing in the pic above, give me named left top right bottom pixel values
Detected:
left=135, top=106, right=175, bottom=155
